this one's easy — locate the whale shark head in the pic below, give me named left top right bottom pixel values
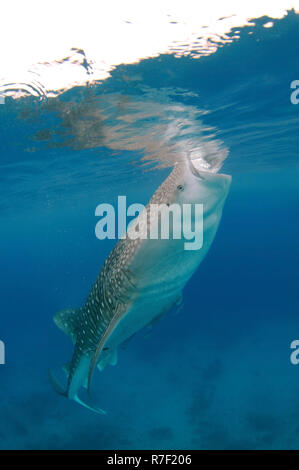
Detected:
left=149, top=158, right=231, bottom=222
left=171, top=158, right=231, bottom=212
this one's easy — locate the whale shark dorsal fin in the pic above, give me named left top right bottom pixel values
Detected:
left=53, top=308, right=80, bottom=343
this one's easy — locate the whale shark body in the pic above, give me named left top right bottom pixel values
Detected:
left=51, top=159, right=231, bottom=413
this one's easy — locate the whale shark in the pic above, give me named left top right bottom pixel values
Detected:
left=50, top=158, right=231, bottom=413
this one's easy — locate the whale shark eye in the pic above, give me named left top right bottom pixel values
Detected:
left=177, top=184, right=184, bottom=191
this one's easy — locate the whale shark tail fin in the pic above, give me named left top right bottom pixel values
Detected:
left=73, top=393, right=107, bottom=415
left=49, top=368, right=106, bottom=415
left=53, top=307, right=81, bottom=343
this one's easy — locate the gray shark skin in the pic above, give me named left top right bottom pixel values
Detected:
left=50, top=159, right=231, bottom=413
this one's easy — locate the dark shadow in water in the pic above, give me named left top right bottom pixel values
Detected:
left=148, top=426, right=174, bottom=442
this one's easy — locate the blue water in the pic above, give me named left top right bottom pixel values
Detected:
left=0, top=11, right=299, bottom=450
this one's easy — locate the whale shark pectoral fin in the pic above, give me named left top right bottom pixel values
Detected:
left=109, top=349, right=118, bottom=366
left=74, top=393, right=106, bottom=415
left=144, top=295, right=183, bottom=337
left=121, top=332, right=137, bottom=350
left=53, top=308, right=80, bottom=343
left=97, top=348, right=118, bottom=372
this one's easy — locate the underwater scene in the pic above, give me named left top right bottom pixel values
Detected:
left=0, top=1, right=299, bottom=450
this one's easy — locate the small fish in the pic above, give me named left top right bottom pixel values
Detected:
left=50, top=158, right=231, bottom=413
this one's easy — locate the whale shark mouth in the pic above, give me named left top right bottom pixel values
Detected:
left=187, top=155, right=231, bottom=185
